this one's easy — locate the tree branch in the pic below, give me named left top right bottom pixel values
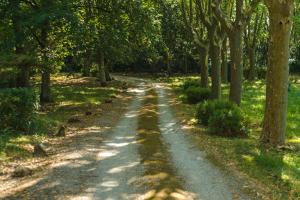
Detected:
left=211, top=0, right=233, bottom=34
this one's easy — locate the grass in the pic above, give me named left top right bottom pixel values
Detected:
left=0, top=74, right=118, bottom=162
left=163, top=76, right=300, bottom=199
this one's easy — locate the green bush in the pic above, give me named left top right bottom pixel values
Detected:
left=196, top=99, right=248, bottom=136
left=185, top=86, right=211, bottom=104
left=196, top=100, right=236, bottom=125
left=181, top=79, right=201, bottom=90
left=208, top=107, right=248, bottom=137
left=0, top=88, right=38, bottom=133
left=0, top=67, right=18, bottom=88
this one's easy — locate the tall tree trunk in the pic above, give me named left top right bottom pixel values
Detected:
left=200, top=47, right=209, bottom=88
left=40, top=71, right=52, bottom=103
left=261, top=1, right=294, bottom=146
left=166, top=56, right=172, bottom=75
left=40, top=13, right=52, bottom=103
left=17, top=65, right=30, bottom=87
left=105, top=65, right=112, bottom=81
left=98, top=52, right=106, bottom=86
left=248, top=47, right=256, bottom=81
left=82, top=51, right=92, bottom=77
left=221, top=38, right=228, bottom=83
left=12, top=0, right=30, bottom=88
left=210, top=43, right=221, bottom=99
left=184, top=54, right=188, bottom=74
left=229, top=30, right=243, bottom=105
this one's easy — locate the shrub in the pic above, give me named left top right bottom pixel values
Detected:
left=208, top=107, right=248, bottom=137
left=196, top=99, right=248, bottom=137
left=196, top=100, right=236, bottom=126
left=181, top=79, right=201, bottom=91
left=0, top=88, right=38, bottom=133
left=185, top=86, right=211, bottom=104
left=0, top=67, right=18, bottom=88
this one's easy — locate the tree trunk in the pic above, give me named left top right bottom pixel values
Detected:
left=221, top=38, right=228, bottom=84
left=40, top=71, right=52, bottom=103
left=98, top=52, right=106, bottom=86
left=12, top=0, right=30, bottom=88
left=229, top=30, right=243, bottom=105
left=17, top=65, right=30, bottom=87
left=184, top=54, right=188, bottom=74
left=261, top=1, right=294, bottom=146
left=248, top=47, right=256, bottom=81
left=200, top=47, right=209, bottom=88
left=210, top=43, right=221, bottom=99
left=40, top=12, right=52, bottom=103
left=167, top=57, right=172, bottom=75
left=82, top=51, right=92, bottom=77
left=105, top=65, right=112, bottom=81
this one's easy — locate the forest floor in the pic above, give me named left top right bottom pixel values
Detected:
left=0, top=76, right=264, bottom=200
left=0, top=74, right=125, bottom=162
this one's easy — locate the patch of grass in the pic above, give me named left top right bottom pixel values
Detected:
left=165, top=76, right=300, bottom=199
left=0, top=73, right=118, bottom=162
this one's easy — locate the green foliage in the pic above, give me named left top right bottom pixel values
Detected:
left=0, top=67, right=18, bottom=88
left=196, top=99, right=248, bottom=136
left=185, top=86, right=211, bottom=104
left=208, top=105, right=249, bottom=137
left=181, top=79, right=201, bottom=90
left=196, top=100, right=236, bottom=126
left=0, top=88, right=38, bottom=133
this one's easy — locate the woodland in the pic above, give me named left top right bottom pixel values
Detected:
left=0, top=0, right=300, bottom=199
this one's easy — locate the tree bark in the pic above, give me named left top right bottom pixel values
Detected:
left=166, top=56, right=172, bottom=76
left=97, top=52, right=106, bottom=86
left=12, top=0, right=30, bottom=88
left=82, top=51, right=92, bottom=77
left=200, top=47, right=209, bottom=88
left=105, top=65, right=112, bottom=81
left=229, top=30, right=243, bottom=105
left=261, top=1, right=294, bottom=146
left=39, top=9, right=52, bottom=103
left=17, top=65, right=30, bottom=87
left=210, top=42, right=221, bottom=99
left=184, top=54, right=188, bottom=74
left=40, top=71, right=52, bottom=103
left=221, top=38, right=228, bottom=84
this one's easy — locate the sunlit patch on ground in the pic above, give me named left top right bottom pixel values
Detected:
left=136, top=88, right=197, bottom=199
left=163, top=76, right=300, bottom=199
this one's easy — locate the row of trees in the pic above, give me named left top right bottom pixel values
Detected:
left=0, top=0, right=299, bottom=147
left=178, top=0, right=296, bottom=147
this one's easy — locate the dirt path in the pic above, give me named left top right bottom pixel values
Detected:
left=1, top=79, right=253, bottom=200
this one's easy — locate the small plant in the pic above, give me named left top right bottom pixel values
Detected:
left=196, top=100, right=235, bottom=125
left=208, top=107, right=248, bottom=137
left=185, top=86, right=211, bottom=104
left=196, top=99, right=248, bottom=136
left=0, top=88, right=38, bottom=133
left=181, top=79, right=201, bottom=91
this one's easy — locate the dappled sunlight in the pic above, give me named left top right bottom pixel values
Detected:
left=106, top=142, right=131, bottom=147
left=156, top=85, right=247, bottom=199
left=139, top=188, right=196, bottom=200
left=100, top=180, right=119, bottom=188
left=136, top=88, right=196, bottom=199
left=127, top=87, right=146, bottom=94
left=0, top=82, right=148, bottom=199
left=97, top=149, right=120, bottom=160
left=107, top=162, right=139, bottom=174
